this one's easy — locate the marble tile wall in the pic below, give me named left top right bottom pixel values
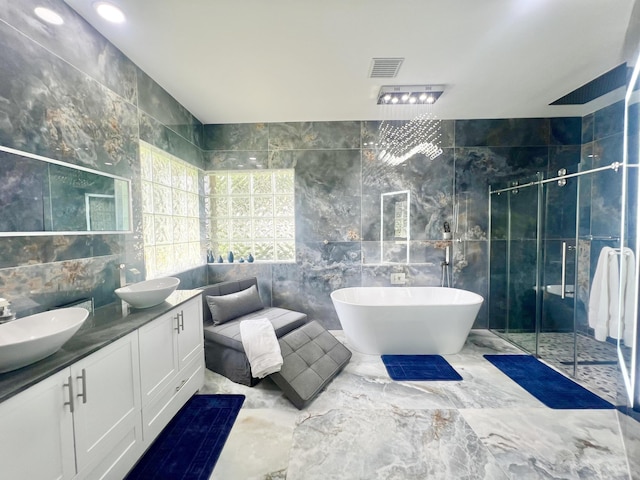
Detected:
left=204, top=117, right=582, bottom=329
left=0, top=0, right=204, bottom=314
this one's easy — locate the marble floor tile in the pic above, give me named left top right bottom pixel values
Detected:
left=287, top=408, right=508, bottom=480
left=210, top=408, right=296, bottom=480
left=205, top=330, right=632, bottom=480
left=460, top=408, right=630, bottom=480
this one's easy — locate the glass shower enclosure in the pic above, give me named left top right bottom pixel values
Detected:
left=489, top=162, right=622, bottom=401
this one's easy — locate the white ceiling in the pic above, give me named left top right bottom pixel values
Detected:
left=64, top=0, right=636, bottom=124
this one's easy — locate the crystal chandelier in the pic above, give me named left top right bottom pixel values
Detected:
left=376, top=85, right=445, bottom=166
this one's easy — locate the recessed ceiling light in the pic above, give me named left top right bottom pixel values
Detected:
left=34, top=7, right=64, bottom=25
left=94, top=2, right=126, bottom=23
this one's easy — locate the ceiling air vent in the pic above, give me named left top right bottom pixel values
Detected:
left=369, top=58, right=404, bottom=78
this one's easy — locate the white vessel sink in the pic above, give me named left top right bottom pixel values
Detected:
left=115, top=277, right=180, bottom=309
left=0, top=307, right=89, bottom=373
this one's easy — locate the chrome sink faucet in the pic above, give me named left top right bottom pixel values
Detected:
left=118, top=263, right=127, bottom=288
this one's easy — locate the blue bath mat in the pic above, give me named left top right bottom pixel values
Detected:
left=381, top=355, right=463, bottom=381
left=126, top=394, right=244, bottom=480
left=484, top=354, right=613, bottom=410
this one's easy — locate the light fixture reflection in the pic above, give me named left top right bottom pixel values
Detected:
left=94, top=2, right=126, bottom=23
left=34, top=7, right=64, bottom=25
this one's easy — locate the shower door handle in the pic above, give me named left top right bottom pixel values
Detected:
left=561, top=242, right=567, bottom=299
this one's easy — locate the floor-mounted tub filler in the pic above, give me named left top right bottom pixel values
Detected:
left=331, top=287, right=483, bottom=355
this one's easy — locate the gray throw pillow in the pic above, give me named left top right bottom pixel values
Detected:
left=206, top=285, right=264, bottom=325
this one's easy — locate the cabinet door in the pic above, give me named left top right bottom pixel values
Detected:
left=138, top=310, right=179, bottom=407
left=177, top=297, right=204, bottom=370
left=72, top=331, right=142, bottom=479
left=0, top=369, right=75, bottom=480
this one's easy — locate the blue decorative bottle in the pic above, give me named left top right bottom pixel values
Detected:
left=227, top=251, right=234, bottom=263
left=247, top=253, right=254, bottom=263
left=217, top=255, right=224, bottom=263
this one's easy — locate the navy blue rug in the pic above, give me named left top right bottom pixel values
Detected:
left=126, top=394, right=245, bottom=480
left=484, top=354, right=613, bottom=410
left=381, top=355, right=463, bottom=381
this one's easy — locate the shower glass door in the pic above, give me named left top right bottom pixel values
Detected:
left=488, top=174, right=541, bottom=350
left=538, top=169, right=579, bottom=373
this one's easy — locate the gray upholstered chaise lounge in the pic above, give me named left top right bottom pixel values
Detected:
left=199, top=277, right=307, bottom=386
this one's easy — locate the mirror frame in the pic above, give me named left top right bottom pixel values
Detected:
left=0, top=145, right=132, bottom=236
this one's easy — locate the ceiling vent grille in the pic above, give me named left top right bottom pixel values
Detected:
left=369, top=58, right=404, bottom=78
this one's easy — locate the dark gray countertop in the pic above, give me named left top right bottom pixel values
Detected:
left=0, top=289, right=202, bottom=404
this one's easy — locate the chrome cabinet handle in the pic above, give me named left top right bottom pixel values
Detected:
left=174, top=314, right=181, bottom=333
left=178, top=311, right=184, bottom=332
left=77, top=368, right=87, bottom=404
left=63, top=375, right=75, bottom=413
left=175, top=379, right=187, bottom=392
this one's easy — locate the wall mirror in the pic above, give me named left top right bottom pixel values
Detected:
left=0, top=145, right=131, bottom=235
left=620, top=54, right=640, bottom=408
left=380, top=190, right=410, bottom=263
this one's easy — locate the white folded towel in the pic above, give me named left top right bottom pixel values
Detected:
left=239, top=318, right=283, bottom=378
left=589, top=247, right=616, bottom=341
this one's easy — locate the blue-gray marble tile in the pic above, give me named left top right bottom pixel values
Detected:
left=265, top=150, right=302, bottom=169
left=0, top=0, right=137, bottom=104
left=172, top=266, right=208, bottom=290
left=138, top=111, right=204, bottom=169
left=272, top=242, right=361, bottom=329
left=0, top=255, right=121, bottom=317
left=594, top=100, right=624, bottom=141
left=0, top=235, right=123, bottom=269
left=361, top=148, right=454, bottom=241
left=269, top=122, right=361, bottom=150
left=455, top=146, right=547, bottom=239
left=294, top=149, right=361, bottom=242
left=136, top=68, right=202, bottom=147
left=453, top=240, right=488, bottom=328
left=455, top=118, right=550, bottom=147
left=550, top=117, right=582, bottom=145
left=202, top=123, right=268, bottom=151
left=203, top=150, right=270, bottom=170
left=544, top=175, right=579, bottom=239
left=361, top=264, right=442, bottom=287
left=0, top=20, right=138, bottom=172
left=548, top=145, right=581, bottom=173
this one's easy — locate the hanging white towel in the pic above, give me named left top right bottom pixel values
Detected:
left=239, top=318, right=283, bottom=378
left=588, top=247, right=616, bottom=341
left=620, top=248, right=636, bottom=346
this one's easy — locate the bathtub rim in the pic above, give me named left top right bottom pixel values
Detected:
left=330, top=286, right=484, bottom=307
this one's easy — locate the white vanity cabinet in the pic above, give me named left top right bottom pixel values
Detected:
left=72, top=332, right=142, bottom=480
left=0, top=369, right=76, bottom=480
left=0, top=294, right=204, bottom=480
left=0, top=331, right=142, bottom=480
left=138, top=297, right=204, bottom=445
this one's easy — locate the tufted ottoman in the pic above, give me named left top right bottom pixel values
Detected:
left=269, top=320, right=352, bottom=409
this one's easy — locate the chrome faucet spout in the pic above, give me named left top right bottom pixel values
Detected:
left=118, top=263, right=127, bottom=288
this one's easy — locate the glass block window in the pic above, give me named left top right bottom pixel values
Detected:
left=208, top=170, right=295, bottom=262
left=140, top=141, right=201, bottom=279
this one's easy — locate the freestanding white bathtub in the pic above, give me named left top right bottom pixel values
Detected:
left=330, top=287, right=484, bottom=355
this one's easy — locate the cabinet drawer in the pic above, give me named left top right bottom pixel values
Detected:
left=141, top=355, right=204, bottom=445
